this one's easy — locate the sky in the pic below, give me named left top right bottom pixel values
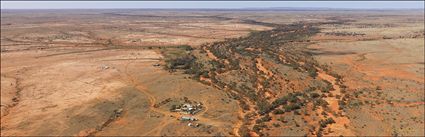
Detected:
left=1, top=1, right=424, bottom=10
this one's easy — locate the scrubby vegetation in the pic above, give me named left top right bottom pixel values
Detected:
left=161, top=20, right=353, bottom=136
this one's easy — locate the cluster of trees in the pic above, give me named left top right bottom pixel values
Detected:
left=317, top=117, right=336, bottom=137
left=165, top=55, right=196, bottom=70
left=313, top=98, right=329, bottom=110
left=321, top=81, right=334, bottom=93
left=256, top=92, right=307, bottom=115
left=319, top=117, right=336, bottom=128
left=164, top=47, right=214, bottom=80
left=256, top=114, right=272, bottom=123
left=163, top=45, right=196, bottom=70
left=165, top=55, right=210, bottom=79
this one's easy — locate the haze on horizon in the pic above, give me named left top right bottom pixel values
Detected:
left=1, top=1, right=424, bottom=10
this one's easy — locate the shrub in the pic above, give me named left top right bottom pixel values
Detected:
left=178, top=45, right=193, bottom=51
left=319, top=118, right=336, bottom=128
left=239, top=126, right=251, bottom=137
left=239, top=100, right=250, bottom=111
left=321, top=80, right=334, bottom=93
left=209, top=60, right=225, bottom=69
left=201, top=71, right=209, bottom=78
left=271, top=96, right=288, bottom=108
left=260, top=115, right=272, bottom=122
left=314, top=98, right=329, bottom=108
left=253, top=123, right=267, bottom=132
left=284, top=103, right=301, bottom=112
left=273, top=109, right=285, bottom=114
left=310, top=92, right=320, bottom=98
left=289, top=95, right=299, bottom=103
left=257, top=100, right=271, bottom=115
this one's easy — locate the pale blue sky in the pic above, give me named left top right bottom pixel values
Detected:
left=1, top=1, right=424, bottom=9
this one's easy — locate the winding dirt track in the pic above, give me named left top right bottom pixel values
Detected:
left=110, top=58, right=231, bottom=136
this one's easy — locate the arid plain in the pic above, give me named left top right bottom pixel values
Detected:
left=1, top=9, right=424, bottom=136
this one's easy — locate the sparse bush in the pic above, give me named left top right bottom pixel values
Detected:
left=239, top=100, right=250, bottom=111
left=310, top=92, right=321, bottom=98
left=209, top=60, right=225, bottom=70
left=321, top=111, right=328, bottom=116
left=320, top=80, right=334, bottom=93
left=239, top=126, right=251, bottom=137
left=178, top=45, right=193, bottom=51
left=201, top=71, right=209, bottom=78
left=253, top=123, right=267, bottom=132
left=338, top=100, right=346, bottom=110
left=289, top=95, right=299, bottom=103
left=314, top=98, right=329, bottom=108
left=257, top=100, right=271, bottom=115
left=273, top=109, right=285, bottom=114
left=319, top=118, right=335, bottom=128
left=256, top=114, right=272, bottom=123
left=349, top=100, right=363, bottom=108
left=284, top=103, right=301, bottom=112
left=271, top=96, right=289, bottom=108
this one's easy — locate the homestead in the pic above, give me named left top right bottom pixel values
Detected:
left=170, top=102, right=203, bottom=115
left=180, top=116, right=198, bottom=121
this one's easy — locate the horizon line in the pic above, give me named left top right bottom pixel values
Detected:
left=2, top=1, right=423, bottom=10
left=2, top=7, right=424, bottom=10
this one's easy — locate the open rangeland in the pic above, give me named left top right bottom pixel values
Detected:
left=1, top=9, right=424, bottom=136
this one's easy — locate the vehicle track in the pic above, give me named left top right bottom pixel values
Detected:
left=116, top=58, right=230, bottom=136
